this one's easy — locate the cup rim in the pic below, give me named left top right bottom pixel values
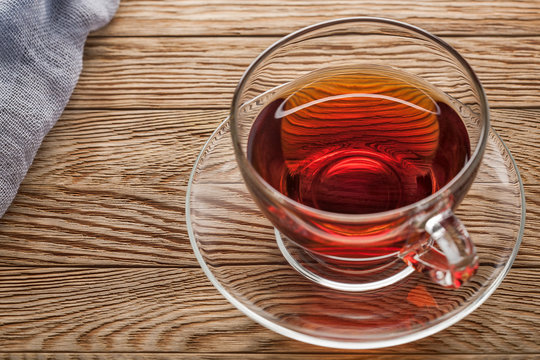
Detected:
left=230, top=16, right=490, bottom=221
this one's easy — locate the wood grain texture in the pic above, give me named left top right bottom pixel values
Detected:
left=491, top=109, right=540, bottom=186
left=0, top=355, right=538, bottom=360
left=0, top=105, right=534, bottom=267
left=68, top=37, right=540, bottom=109
left=1, top=0, right=539, bottom=356
left=0, top=182, right=535, bottom=267
left=0, top=268, right=537, bottom=353
left=0, top=185, right=188, bottom=266
left=23, top=110, right=225, bottom=187
left=92, top=0, right=540, bottom=37
left=21, top=109, right=540, bottom=187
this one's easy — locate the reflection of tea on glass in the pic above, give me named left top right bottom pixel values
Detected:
left=248, top=65, right=470, bottom=215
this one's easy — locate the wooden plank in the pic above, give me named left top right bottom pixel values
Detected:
left=91, top=0, right=540, bottom=37
left=0, top=267, right=537, bottom=353
left=0, top=182, right=535, bottom=267
left=491, top=109, right=540, bottom=186
left=22, top=109, right=540, bottom=186
left=0, top=185, right=189, bottom=266
left=0, top=354, right=538, bottom=359
left=24, top=110, right=226, bottom=187
left=69, top=37, right=540, bottom=109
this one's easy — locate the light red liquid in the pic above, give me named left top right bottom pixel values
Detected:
left=247, top=66, right=470, bottom=215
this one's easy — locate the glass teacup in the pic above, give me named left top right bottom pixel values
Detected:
left=230, top=17, right=489, bottom=290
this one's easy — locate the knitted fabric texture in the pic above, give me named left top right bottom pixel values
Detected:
left=0, top=0, right=119, bottom=217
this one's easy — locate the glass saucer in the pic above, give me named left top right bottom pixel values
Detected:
left=186, top=117, right=525, bottom=349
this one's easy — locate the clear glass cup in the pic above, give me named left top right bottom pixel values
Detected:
left=230, top=17, right=489, bottom=290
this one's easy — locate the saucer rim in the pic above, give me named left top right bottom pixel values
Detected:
left=185, top=117, right=525, bottom=349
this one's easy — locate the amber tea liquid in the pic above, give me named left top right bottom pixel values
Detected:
left=247, top=66, right=470, bottom=216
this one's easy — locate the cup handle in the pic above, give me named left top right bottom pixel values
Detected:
left=401, top=209, right=479, bottom=288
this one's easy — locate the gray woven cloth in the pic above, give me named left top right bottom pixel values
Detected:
left=0, top=0, right=119, bottom=217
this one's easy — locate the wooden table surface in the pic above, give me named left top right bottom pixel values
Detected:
left=0, top=1, right=539, bottom=359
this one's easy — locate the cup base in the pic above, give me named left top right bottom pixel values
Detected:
left=275, top=229, right=414, bottom=292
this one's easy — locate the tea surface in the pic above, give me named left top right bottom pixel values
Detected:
left=248, top=66, right=470, bottom=214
